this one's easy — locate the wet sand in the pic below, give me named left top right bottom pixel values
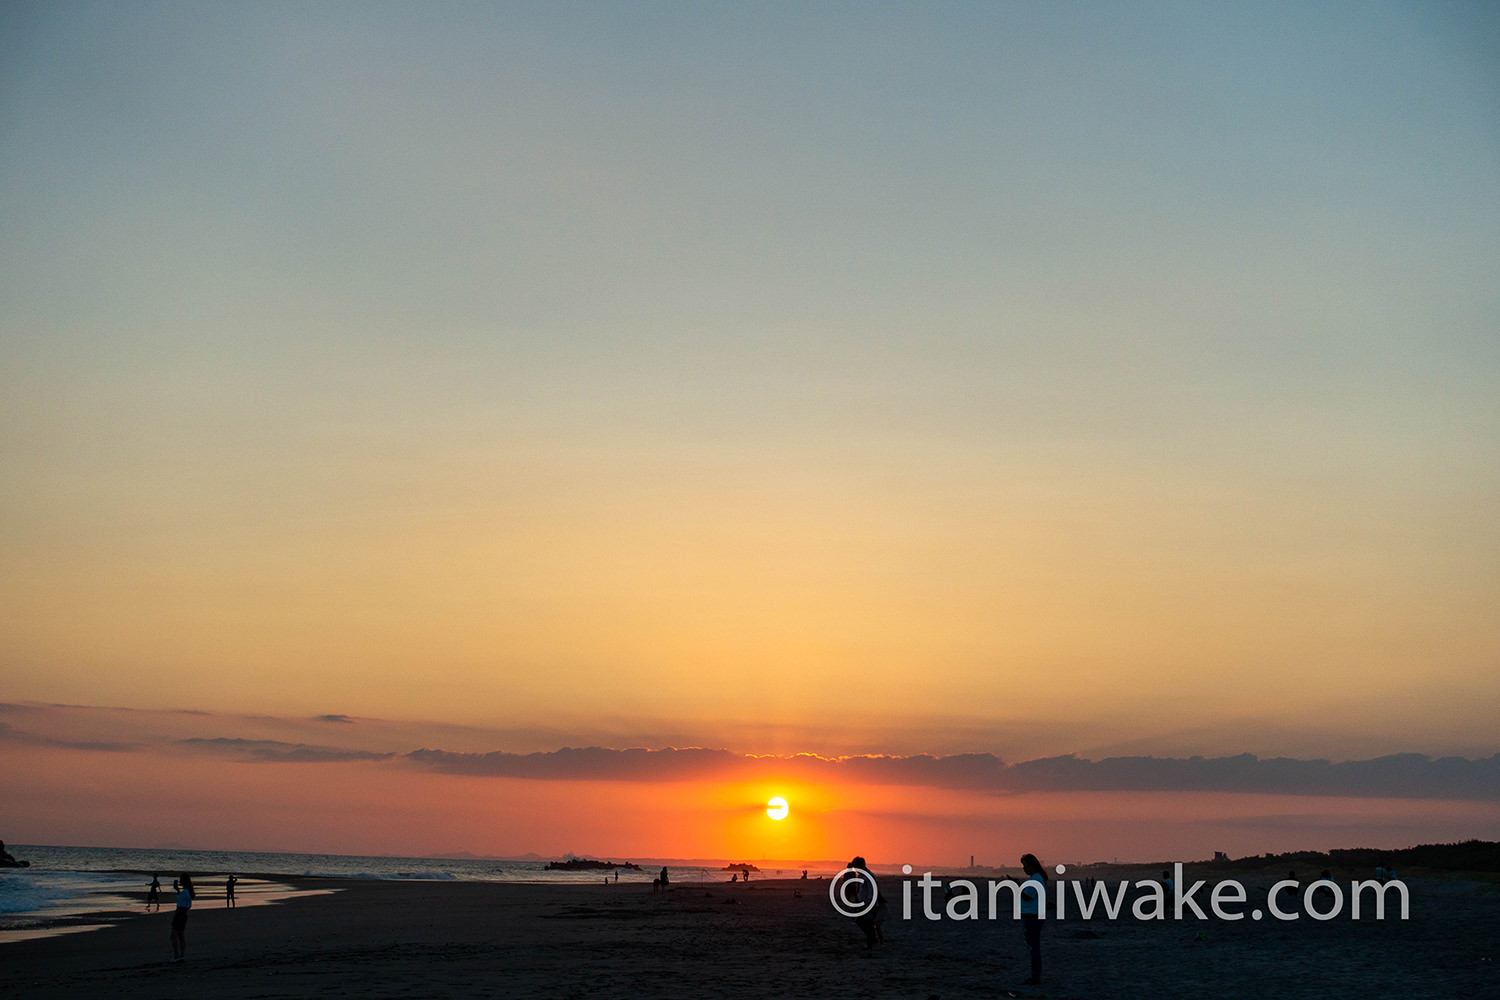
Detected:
left=0, top=873, right=1495, bottom=998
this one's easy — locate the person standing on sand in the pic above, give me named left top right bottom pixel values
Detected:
left=225, top=874, right=237, bottom=908
left=169, top=873, right=195, bottom=962
left=847, top=857, right=884, bottom=949
left=1018, top=854, right=1047, bottom=985
left=147, top=874, right=161, bottom=911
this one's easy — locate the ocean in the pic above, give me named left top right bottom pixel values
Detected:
left=0, top=845, right=832, bottom=940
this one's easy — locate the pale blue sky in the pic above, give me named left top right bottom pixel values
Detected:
left=1, top=2, right=1497, bottom=752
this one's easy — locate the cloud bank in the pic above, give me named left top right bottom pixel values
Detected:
left=399, top=747, right=1500, bottom=801
left=5, top=704, right=1496, bottom=801
left=177, top=737, right=396, bottom=764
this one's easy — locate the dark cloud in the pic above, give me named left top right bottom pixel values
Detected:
left=1000, top=752, right=1500, bottom=800
left=177, top=737, right=395, bottom=763
left=0, top=720, right=143, bottom=753
left=14, top=703, right=1491, bottom=802
left=405, top=746, right=743, bottom=780
left=397, top=747, right=1500, bottom=801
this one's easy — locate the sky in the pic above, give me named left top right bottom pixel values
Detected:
left=1, top=2, right=1497, bottom=864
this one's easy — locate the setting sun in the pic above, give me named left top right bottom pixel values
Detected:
left=766, top=796, right=789, bottom=821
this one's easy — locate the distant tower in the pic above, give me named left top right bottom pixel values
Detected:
left=970, top=855, right=974, bottom=868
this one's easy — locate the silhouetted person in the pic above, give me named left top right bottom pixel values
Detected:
left=847, top=857, right=884, bottom=948
left=1019, top=853, right=1048, bottom=985
left=0, top=841, right=13, bottom=864
left=1161, top=869, right=1174, bottom=895
left=659, top=867, right=669, bottom=887
left=801, top=869, right=808, bottom=880
left=225, top=874, right=237, bottom=908
left=147, top=874, right=162, bottom=911
left=170, top=873, right=195, bottom=962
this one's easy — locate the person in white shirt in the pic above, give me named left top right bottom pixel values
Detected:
left=1019, top=854, right=1047, bottom=985
left=170, top=873, right=196, bottom=962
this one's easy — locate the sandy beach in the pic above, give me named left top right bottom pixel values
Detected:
left=1, top=871, right=1495, bottom=999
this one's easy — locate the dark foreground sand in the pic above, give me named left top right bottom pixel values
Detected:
left=1, top=874, right=1495, bottom=999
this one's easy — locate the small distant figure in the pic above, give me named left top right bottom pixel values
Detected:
left=169, top=873, right=196, bottom=963
left=1161, top=869, right=1175, bottom=895
left=1375, top=864, right=1386, bottom=883
left=172, top=877, right=180, bottom=894
left=147, top=874, right=162, bottom=911
left=730, top=873, right=738, bottom=883
left=225, top=874, right=237, bottom=908
left=742, top=867, right=750, bottom=882
left=653, top=867, right=670, bottom=893
left=801, top=869, right=808, bottom=880
left=1018, top=853, right=1048, bottom=985
left=1319, top=869, right=1332, bottom=881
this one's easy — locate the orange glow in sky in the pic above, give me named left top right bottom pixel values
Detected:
left=1, top=4, right=1497, bottom=864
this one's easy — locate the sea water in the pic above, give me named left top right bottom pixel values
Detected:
left=0, top=866, right=145, bottom=939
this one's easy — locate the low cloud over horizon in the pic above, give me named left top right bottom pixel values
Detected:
left=3, top=703, right=1495, bottom=802
left=6, top=701, right=1497, bottom=863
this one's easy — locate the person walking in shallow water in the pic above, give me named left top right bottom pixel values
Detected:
left=1018, top=854, right=1047, bottom=985
left=169, top=874, right=195, bottom=962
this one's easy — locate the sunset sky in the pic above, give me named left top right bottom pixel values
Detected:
left=2, top=2, right=1497, bottom=864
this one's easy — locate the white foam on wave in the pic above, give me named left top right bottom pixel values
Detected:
left=302, top=869, right=462, bottom=881
left=0, top=874, right=70, bottom=916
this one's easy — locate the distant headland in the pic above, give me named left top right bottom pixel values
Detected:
left=543, top=858, right=642, bottom=871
